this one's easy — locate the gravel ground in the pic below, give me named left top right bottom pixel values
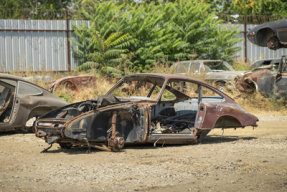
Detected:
left=0, top=116, right=287, bottom=192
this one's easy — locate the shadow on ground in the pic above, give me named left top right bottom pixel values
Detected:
left=201, top=135, right=257, bottom=144
left=0, top=130, right=17, bottom=137
left=40, top=135, right=257, bottom=154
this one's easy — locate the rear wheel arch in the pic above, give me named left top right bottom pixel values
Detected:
left=214, top=115, right=243, bottom=129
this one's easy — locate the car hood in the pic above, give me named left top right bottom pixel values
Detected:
left=206, top=71, right=245, bottom=80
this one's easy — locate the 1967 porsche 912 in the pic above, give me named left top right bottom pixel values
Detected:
left=35, top=73, right=258, bottom=152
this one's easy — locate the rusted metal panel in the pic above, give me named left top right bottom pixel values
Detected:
left=35, top=73, right=258, bottom=152
left=236, top=56, right=287, bottom=99
left=49, top=75, right=96, bottom=93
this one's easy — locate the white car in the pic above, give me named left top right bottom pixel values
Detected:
left=171, top=60, right=245, bottom=92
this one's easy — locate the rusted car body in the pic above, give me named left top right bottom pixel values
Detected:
left=0, top=73, right=68, bottom=132
left=35, top=73, right=258, bottom=152
left=247, top=19, right=287, bottom=50
left=171, top=60, right=245, bottom=92
left=49, top=75, right=96, bottom=93
left=236, top=56, right=287, bottom=99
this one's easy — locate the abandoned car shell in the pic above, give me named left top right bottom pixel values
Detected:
left=35, top=73, right=258, bottom=152
left=236, top=56, right=287, bottom=99
left=49, top=75, right=96, bottom=93
left=247, top=19, right=287, bottom=50
left=0, top=73, right=68, bottom=132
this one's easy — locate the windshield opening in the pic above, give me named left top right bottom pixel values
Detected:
left=109, top=76, right=165, bottom=100
left=204, top=62, right=232, bottom=72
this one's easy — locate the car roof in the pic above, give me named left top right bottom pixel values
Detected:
left=251, top=58, right=281, bottom=65
left=0, top=73, right=27, bottom=81
left=121, top=73, right=234, bottom=102
left=174, top=60, right=223, bottom=64
left=0, top=73, right=50, bottom=91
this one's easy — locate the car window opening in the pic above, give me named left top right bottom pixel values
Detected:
left=150, top=80, right=223, bottom=135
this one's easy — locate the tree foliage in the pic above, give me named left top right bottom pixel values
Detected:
left=0, top=0, right=73, bottom=10
left=232, top=0, right=287, bottom=16
left=71, top=0, right=242, bottom=72
left=203, top=0, right=287, bottom=16
left=0, top=0, right=73, bottom=19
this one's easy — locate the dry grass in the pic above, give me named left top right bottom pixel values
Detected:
left=231, top=91, right=287, bottom=116
left=4, top=60, right=287, bottom=116
left=230, top=58, right=250, bottom=71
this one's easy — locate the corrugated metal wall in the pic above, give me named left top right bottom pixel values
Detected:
left=0, top=19, right=93, bottom=72
left=0, top=20, right=286, bottom=72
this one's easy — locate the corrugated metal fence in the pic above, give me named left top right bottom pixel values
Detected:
left=0, top=19, right=287, bottom=72
left=0, top=19, right=92, bottom=72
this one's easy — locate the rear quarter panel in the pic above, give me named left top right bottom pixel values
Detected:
left=195, top=102, right=258, bottom=129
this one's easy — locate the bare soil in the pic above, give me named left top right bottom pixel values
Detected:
left=0, top=115, right=287, bottom=192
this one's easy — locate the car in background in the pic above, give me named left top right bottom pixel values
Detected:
left=35, top=73, right=258, bottom=152
left=250, top=58, right=281, bottom=72
left=171, top=60, right=245, bottom=92
left=247, top=19, right=287, bottom=50
left=0, top=73, right=68, bottom=133
left=49, top=75, right=96, bottom=93
left=236, top=55, right=287, bottom=99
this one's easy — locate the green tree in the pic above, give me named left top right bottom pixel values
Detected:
left=0, top=0, right=73, bottom=19
left=73, top=0, right=242, bottom=72
left=163, top=0, right=241, bottom=63
left=235, top=0, right=287, bottom=16
left=69, top=23, right=94, bottom=65
left=76, top=26, right=136, bottom=75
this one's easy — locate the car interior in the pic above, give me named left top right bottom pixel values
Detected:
left=150, top=80, right=224, bottom=135
left=0, top=79, right=17, bottom=123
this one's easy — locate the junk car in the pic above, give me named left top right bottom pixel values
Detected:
left=0, top=73, right=68, bottom=132
left=247, top=19, right=287, bottom=50
left=35, top=73, right=258, bottom=152
left=49, top=75, right=96, bottom=93
left=171, top=60, right=245, bottom=92
left=236, top=55, right=287, bottom=98
left=250, top=58, right=281, bottom=72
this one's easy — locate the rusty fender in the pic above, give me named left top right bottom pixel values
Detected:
left=196, top=102, right=258, bottom=129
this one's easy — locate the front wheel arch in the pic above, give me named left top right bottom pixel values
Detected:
left=25, top=107, right=53, bottom=132
left=244, top=78, right=258, bottom=93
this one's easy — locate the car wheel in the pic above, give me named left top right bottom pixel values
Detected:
left=59, top=143, right=73, bottom=149
left=216, top=83, right=226, bottom=93
left=267, top=36, right=280, bottom=50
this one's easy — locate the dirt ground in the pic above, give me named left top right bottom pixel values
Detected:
left=0, top=115, right=287, bottom=192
